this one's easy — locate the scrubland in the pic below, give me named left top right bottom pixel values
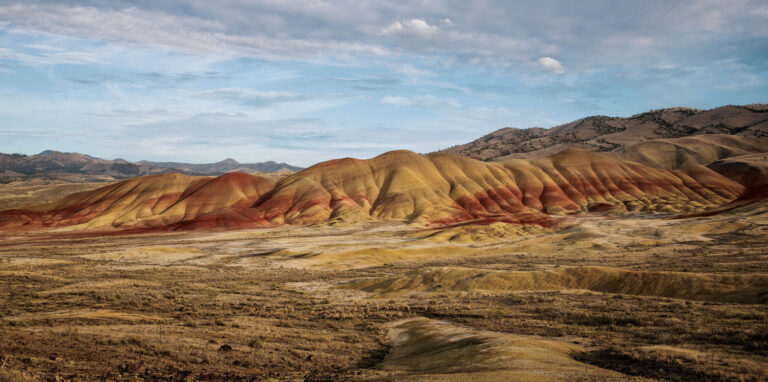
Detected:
left=1, top=198, right=767, bottom=381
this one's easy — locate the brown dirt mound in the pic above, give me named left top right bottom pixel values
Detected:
left=708, top=153, right=768, bottom=189
left=376, top=317, right=625, bottom=381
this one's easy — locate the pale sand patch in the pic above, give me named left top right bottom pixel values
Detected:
left=82, top=246, right=207, bottom=265
left=1, top=257, right=73, bottom=266
left=409, top=222, right=542, bottom=244
left=270, top=245, right=485, bottom=270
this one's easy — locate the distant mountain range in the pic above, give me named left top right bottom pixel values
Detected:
left=137, top=158, right=300, bottom=175
left=440, top=104, right=768, bottom=169
left=0, top=150, right=302, bottom=182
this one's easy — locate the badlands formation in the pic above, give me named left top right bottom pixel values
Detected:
left=1, top=108, right=768, bottom=380
left=0, top=148, right=749, bottom=232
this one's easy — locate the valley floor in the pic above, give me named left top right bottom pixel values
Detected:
left=1, top=203, right=767, bottom=380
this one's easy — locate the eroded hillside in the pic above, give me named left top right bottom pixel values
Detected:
left=0, top=149, right=748, bottom=233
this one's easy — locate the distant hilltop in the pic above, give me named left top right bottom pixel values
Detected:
left=0, top=150, right=302, bottom=182
left=440, top=104, right=768, bottom=169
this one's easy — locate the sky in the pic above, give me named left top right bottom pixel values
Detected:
left=0, top=1, right=767, bottom=166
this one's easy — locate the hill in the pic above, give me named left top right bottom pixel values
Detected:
left=137, top=158, right=301, bottom=175
left=441, top=104, right=768, bottom=166
left=607, top=134, right=767, bottom=170
left=0, top=151, right=302, bottom=182
left=0, top=151, right=168, bottom=181
left=0, top=149, right=747, bottom=232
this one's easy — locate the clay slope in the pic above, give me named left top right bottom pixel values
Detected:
left=708, top=153, right=768, bottom=190
left=609, top=135, right=768, bottom=170
left=0, top=172, right=276, bottom=231
left=0, top=149, right=746, bottom=232
left=376, top=318, right=623, bottom=380
left=441, top=104, right=768, bottom=162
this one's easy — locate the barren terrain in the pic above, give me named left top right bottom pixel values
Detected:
left=1, top=129, right=767, bottom=380
left=0, top=180, right=110, bottom=211
left=1, top=190, right=766, bottom=380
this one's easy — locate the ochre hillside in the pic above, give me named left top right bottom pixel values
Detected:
left=0, top=149, right=748, bottom=232
left=609, top=135, right=767, bottom=170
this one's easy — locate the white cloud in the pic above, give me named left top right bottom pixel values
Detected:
left=380, top=95, right=460, bottom=108
left=379, top=19, right=439, bottom=37
left=537, top=56, right=565, bottom=74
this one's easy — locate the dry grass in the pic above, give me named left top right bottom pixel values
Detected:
left=0, top=180, right=109, bottom=210
left=0, top=203, right=767, bottom=380
left=346, top=266, right=768, bottom=303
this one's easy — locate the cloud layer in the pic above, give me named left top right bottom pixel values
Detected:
left=0, top=1, right=766, bottom=165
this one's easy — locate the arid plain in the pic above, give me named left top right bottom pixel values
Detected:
left=0, top=179, right=768, bottom=380
left=1, top=193, right=767, bottom=380
left=1, top=106, right=768, bottom=381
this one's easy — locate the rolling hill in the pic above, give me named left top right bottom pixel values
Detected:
left=440, top=104, right=768, bottom=167
left=0, top=150, right=301, bottom=181
left=137, top=158, right=301, bottom=175
left=0, top=149, right=747, bottom=232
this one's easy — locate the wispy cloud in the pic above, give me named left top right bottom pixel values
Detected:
left=380, top=95, right=461, bottom=108
left=0, top=4, right=390, bottom=64
left=379, top=19, right=440, bottom=37
left=198, top=88, right=308, bottom=107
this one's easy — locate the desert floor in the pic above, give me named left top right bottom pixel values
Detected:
left=1, top=184, right=767, bottom=381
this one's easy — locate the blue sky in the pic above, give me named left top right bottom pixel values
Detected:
left=0, top=1, right=767, bottom=166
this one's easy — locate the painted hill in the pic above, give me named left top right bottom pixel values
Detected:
left=0, top=149, right=747, bottom=232
left=441, top=104, right=768, bottom=166
left=0, top=150, right=302, bottom=181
